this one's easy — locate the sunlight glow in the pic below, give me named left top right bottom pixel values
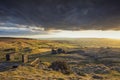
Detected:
left=27, top=30, right=120, bottom=39
left=53, top=30, right=120, bottom=39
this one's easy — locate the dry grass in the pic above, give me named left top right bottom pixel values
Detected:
left=0, top=66, right=83, bottom=80
left=31, top=48, right=51, bottom=54
left=0, top=66, right=119, bottom=80
left=0, top=38, right=120, bottom=80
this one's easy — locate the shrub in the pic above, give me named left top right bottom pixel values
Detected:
left=51, top=49, right=57, bottom=54
left=57, top=48, right=63, bottom=54
left=49, top=61, right=72, bottom=74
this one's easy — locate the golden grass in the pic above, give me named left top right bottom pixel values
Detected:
left=0, top=65, right=119, bottom=80
left=0, top=66, right=82, bottom=80
left=31, top=48, right=51, bottom=54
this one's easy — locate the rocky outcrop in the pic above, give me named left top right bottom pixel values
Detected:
left=111, top=66, right=120, bottom=72
left=72, top=64, right=110, bottom=75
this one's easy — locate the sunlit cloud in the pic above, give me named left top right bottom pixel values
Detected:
left=24, top=30, right=120, bottom=39
left=0, top=22, right=120, bottom=39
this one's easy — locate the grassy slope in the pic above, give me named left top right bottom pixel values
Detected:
left=0, top=38, right=120, bottom=49
left=0, top=66, right=82, bottom=80
left=0, top=37, right=76, bottom=48
left=0, top=38, right=120, bottom=80
left=0, top=65, right=119, bottom=80
left=67, top=38, right=120, bottom=48
left=0, top=37, right=76, bottom=54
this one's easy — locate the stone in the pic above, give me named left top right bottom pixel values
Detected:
left=22, top=54, right=29, bottom=63
left=6, top=54, right=10, bottom=61
left=6, top=53, right=15, bottom=61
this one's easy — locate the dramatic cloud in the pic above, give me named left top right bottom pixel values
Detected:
left=0, top=0, right=120, bottom=31
left=0, top=22, right=47, bottom=36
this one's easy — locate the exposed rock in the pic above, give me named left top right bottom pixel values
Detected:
left=83, top=65, right=109, bottom=74
left=72, top=64, right=110, bottom=75
left=111, top=66, right=120, bottom=72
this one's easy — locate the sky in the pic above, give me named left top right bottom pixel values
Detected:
left=0, top=0, right=120, bottom=39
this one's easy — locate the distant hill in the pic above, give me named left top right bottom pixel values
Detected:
left=0, top=37, right=120, bottom=49
left=0, top=37, right=76, bottom=54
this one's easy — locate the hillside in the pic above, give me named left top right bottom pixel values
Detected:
left=0, top=37, right=120, bottom=80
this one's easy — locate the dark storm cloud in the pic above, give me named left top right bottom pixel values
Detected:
left=0, top=0, right=120, bottom=30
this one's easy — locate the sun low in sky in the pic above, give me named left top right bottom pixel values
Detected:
left=0, top=0, right=120, bottom=39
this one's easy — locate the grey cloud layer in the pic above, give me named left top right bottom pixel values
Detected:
left=0, top=0, right=120, bottom=30
left=0, top=27, right=48, bottom=36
